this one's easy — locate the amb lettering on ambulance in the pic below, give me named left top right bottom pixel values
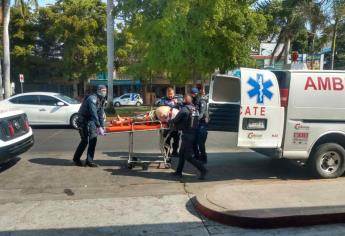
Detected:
left=207, top=68, right=345, bottom=179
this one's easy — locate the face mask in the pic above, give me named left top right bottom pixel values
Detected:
left=97, top=90, right=107, bottom=98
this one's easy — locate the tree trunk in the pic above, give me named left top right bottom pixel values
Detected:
left=73, top=80, right=78, bottom=98
left=106, top=0, right=114, bottom=110
left=0, top=59, right=3, bottom=100
left=3, top=0, right=10, bottom=98
left=284, top=37, right=291, bottom=65
left=331, top=17, right=339, bottom=70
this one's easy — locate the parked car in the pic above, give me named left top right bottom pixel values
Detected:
left=0, top=109, right=34, bottom=164
left=113, top=93, right=143, bottom=107
left=0, top=92, right=81, bottom=129
left=155, top=94, right=183, bottom=106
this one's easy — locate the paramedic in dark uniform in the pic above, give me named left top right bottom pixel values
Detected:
left=191, top=87, right=208, bottom=163
left=159, top=87, right=181, bottom=157
left=73, top=85, right=107, bottom=167
left=170, top=95, right=208, bottom=180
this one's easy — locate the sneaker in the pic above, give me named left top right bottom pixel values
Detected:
left=85, top=161, right=99, bottom=168
left=198, top=169, right=208, bottom=180
left=73, top=159, right=83, bottom=167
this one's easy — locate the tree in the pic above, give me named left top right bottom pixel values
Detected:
left=117, top=0, right=266, bottom=83
left=327, top=0, right=345, bottom=69
left=106, top=0, right=114, bottom=109
left=46, top=0, right=107, bottom=97
left=1, top=0, right=37, bottom=99
left=257, top=0, right=326, bottom=65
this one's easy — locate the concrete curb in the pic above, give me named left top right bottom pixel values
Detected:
left=194, top=183, right=345, bottom=229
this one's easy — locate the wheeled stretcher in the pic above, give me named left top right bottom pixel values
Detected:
left=105, top=120, right=173, bottom=169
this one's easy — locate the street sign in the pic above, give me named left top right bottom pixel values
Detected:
left=19, top=74, right=24, bottom=93
left=19, top=74, right=24, bottom=83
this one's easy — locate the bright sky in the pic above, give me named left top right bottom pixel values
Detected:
left=38, top=0, right=56, bottom=5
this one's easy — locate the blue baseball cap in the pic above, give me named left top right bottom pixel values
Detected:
left=191, top=87, right=199, bottom=94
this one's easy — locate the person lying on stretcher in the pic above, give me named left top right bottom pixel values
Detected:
left=108, top=106, right=180, bottom=126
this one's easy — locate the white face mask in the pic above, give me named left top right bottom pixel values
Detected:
left=97, top=89, right=107, bottom=98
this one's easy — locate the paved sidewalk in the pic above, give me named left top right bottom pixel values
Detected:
left=196, top=180, right=345, bottom=228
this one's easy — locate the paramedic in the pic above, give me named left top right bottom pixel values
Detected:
left=170, top=95, right=208, bottom=180
left=73, top=85, right=107, bottom=167
left=159, top=87, right=181, bottom=157
left=191, top=87, right=208, bottom=163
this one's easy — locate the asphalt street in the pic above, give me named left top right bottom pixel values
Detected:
left=1, top=127, right=345, bottom=235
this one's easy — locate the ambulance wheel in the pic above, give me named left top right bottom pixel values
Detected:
left=308, top=143, right=345, bottom=178
left=114, top=102, right=120, bottom=107
left=136, top=102, right=141, bottom=107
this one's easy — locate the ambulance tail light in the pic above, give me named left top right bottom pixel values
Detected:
left=280, top=88, right=289, bottom=108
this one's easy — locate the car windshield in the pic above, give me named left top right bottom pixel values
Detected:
left=55, top=94, right=80, bottom=104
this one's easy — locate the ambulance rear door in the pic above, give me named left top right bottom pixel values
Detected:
left=238, top=68, right=284, bottom=148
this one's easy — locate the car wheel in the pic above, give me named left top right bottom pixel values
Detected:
left=136, top=102, right=141, bottom=107
left=114, top=102, right=121, bottom=107
left=308, top=143, right=345, bottom=178
left=70, top=114, right=79, bottom=129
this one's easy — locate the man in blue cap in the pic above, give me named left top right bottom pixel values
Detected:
left=191, top=87, right=208, bottom=163
left=73, top=85, right=107, bottom=167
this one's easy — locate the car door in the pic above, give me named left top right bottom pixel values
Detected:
left=238, top=68, right=284, bottom=148
left=8, top=95, right=41, bottom=124
left=207, top=68, right=284, bottom=148
left=120, top=94, right=130, bottom=105
left=38, top=95, right=68, bottom=124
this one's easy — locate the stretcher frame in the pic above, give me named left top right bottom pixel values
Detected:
left=107, top=120, right=173, bottom=169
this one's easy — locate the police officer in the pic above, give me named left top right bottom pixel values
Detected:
left=159, top=87, right=181, bottom=157
left=170, top=95, right=208, bottom=180
left=191, top=87, right=208, bottom=163
left=73, top=85, right=107, bottom=167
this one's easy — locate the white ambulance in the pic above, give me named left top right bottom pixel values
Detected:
left=208, top=68, right=345, bottom=178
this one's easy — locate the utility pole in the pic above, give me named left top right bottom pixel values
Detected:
left=106, top=0, right=115, bottom=109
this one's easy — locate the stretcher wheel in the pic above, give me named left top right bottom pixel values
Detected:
left=127, top=163, right=133, bottom=169
left=142, top=164, right=149, bottom=170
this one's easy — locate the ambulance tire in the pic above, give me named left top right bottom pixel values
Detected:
left=308, top=143, right=345, bottom=179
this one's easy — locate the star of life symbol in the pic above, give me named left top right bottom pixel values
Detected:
left=247, top=73, right=273, bottom=104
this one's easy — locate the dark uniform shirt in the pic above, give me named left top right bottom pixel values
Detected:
left=78, top=94, right=105, bottom=128
left=160, top=97, right=180, bottom=109
left=193, top=95, right=207, bottom=125
left=170, top=105, right=195, bottom=133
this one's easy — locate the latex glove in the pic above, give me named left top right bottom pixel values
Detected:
left=97, top=127, right=106, bottom=136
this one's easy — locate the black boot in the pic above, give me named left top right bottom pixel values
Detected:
left=85, top=161, right=99, bottom=168
left=73, top=159, right=83, bottom=167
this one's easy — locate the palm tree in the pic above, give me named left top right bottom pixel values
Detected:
left=328, top=0, right=345, bottom=69
left=0, top=0, right=37, bottom=100
left=264, top=0, right=325, bottom=66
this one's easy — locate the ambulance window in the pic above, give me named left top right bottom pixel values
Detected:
left=272, top=71, right=290, bottom=89
left=211, top=77, right=240, bottom=102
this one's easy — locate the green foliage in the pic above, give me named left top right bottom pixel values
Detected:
left=10, top=0, right=107, bottom=84
left=118, top=0, right=266, bottom=82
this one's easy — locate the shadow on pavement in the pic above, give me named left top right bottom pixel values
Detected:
left=31, top=125, right=73, bottom=130
left=27, top=151, right=311, bottom=182
left=0, top=157, right=21, bottom=173
left=103, top=152, right=311, bottom=182
left=29, top=157, right=126, bottom=167
left=0, top=222, right=207, bottom=236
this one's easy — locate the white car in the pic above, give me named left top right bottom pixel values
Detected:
left=113, top=93, right=143, bottom=107
left=0, top=92, right=81, bottom=129
left=0, top=110, right=34, bottom=164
